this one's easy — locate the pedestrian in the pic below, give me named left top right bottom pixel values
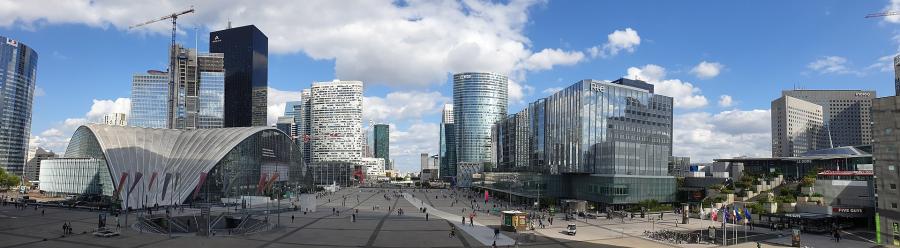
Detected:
left=835, top=229, right=841, bottom=242
left=291, top=215, right=295, bottom=223
left=41, top=209, right=44, bottom=216
left=493, top=227, right=500, bottom=240
left=462, top=216, right=466, bottom=225
left=352, top=213, right=356, bottom=222
left=62, top=222, right=67, bottom=235
left=333, top=207, right=336, bottom=215
left=426, top=213, right=429, bottom=221
left=450, top=226, right=456, bottom=238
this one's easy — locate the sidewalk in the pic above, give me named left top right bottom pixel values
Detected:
left=402, top=193, right=515, bottom=246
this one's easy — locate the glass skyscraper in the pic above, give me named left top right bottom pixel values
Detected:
left=210, top=25, right=268, bottom=127
left=486, top=78, right=676, bottom=206
left=373, top=124, right=390, bottom=170
left=198, top=71, right=225, bottom=128
left=0, top=36, right=38, bottom=176
left=130, top=71, right=169, bottom=128
left=439, top=104, right=457, bottom=178
left=453, top=72, right=508, bottom=166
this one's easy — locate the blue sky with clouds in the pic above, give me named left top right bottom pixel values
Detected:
left=2, top=0, right=899, bottom=173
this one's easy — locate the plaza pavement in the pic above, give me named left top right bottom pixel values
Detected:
left=0, top=189, right=883, bottom=247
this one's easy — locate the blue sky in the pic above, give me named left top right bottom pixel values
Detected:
left=2, top=0, right=899, bottom=173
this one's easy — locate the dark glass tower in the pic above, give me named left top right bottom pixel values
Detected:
left=373, top=124, right=390, bottom=170
left=210, top=25, right=268, bottom=127
left=0, top=36, right=38, bottom=176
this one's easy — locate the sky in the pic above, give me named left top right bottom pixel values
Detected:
left=2, top=0, right=900, bottom=173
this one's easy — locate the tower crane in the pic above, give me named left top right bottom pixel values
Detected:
left=129, top=6, right=195, bottom=53
left=866, top=11, right=900, bottom=18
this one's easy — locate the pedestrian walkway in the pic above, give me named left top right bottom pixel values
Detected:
left=402, top=193, right=515, bottom=246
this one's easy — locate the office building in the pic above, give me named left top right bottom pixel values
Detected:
left=874, top=96, right=900, bottom=245
left=895, top=55, right=900, bottom=96
left=360, top=157, right=385, bottom=179
left=130, top=70, right=170, bottom=128
left=440, top=104, right=457, bottom=179
left=284, top=101, right=302, bottom=140
left=309, top=80, right=364, bottom=164
left=24, top=147, right=56, bottom=182
left=276, top=116, right=295, bottom=137
left=483, top=78, right=676, bottom=206
left=102, top=113, right=128, bottom=126
left=453, top=72, right=508, bottom=167
left=38, top=124, right=308, bottom=208
left=373, top=124, right=390, bottom=170
left=210, top=25, right=268, bottom=127
left=0, top=36, right=38, bottom=176
left=771, top=95, right=825, bottom=157
left=668, top=156, right=690, bottom=177
left=298, top=89, right=312, bottom=163
left=420, top=153, right=430, bottom=171
left=782, top=90, right=873, bottom=147
left=167, top=45, right=225, bottom=129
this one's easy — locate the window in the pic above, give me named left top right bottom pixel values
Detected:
left=892, top=184, right=897, bottom=190
left=891, top=165, right=896, bottom=171
left=893, top=203, right=898, bottom=209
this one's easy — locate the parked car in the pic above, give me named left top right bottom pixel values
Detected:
left=565, top=224, right=577, bottom=235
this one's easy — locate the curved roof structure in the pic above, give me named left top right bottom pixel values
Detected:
left=64, top=124, right=290, bottom=208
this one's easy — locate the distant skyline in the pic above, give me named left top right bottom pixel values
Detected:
left=2, top=0, right=900, bottom=173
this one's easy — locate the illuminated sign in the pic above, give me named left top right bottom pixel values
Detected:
left=832, top=207, right=864, bottom=213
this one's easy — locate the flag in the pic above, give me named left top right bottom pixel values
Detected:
left=711, top=210, right=718, bottom=221
left=736, top=207, right=743, bottom=221
left=732, top=208, right=737, bottom=223
left=744, top=208, right=752, bottom=220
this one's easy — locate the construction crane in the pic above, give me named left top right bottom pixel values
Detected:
left=866, top=11, right=900, bottom=18
left=129, top=6, right=195, bottom=53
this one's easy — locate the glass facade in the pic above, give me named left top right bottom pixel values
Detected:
left=440, top=123, right=457, bottom=178
left=485, top=78, right=676, bottom=205
left=374, top=124, right=389, bottom=168
left=38, top=158, right=113, bottom=197
left=0, top=36, right=38, bottom=176
left=453, top=72, right=508, bottom=165
left=131, top=72, right=170, bottom=128
left=210, top=25, right=268, bottom=127
left=198, top=71, right=225, bottom=128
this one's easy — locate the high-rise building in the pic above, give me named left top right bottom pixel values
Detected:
left=284, top=101, right=302, bottom=139
left=24, top=147, right=55, bottom=182
left=275, top=116, right=295, bottom=138
left=453, top=72, right=508, bottom=167
left=439, top=104, right=457, bottom=178
left=420, top=153, right=429, bottom=171
left=771, top=95, right=825, bottom=157
left=299, top=89, right=312, bottom=164
left=102, top=113, right=128, bottom=126
left=894, top=55, right=900, bottom=96
left=210, top=25, right=268, bottom=127
left=782, top=90, right=873, bottom=148
left=373, top=124, right=390, bottom=169
left=168, top=45, right=225, bottom=130
left=488, top=78, right=676, bottom=205
left=0, top=36, right=38, bottom=176
left=873, top=96, right=900, bottom=245
left=309, top=80, right=363, bottom=164
left=130, top=70, right=169, bottom=128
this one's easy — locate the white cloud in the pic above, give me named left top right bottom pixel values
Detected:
left=625, top=64, right=708, bottom=109
left=388, top=122, right=440, bottom=173
left=363, top=91, right=449, bottom=123
left=0, top=0, right=589, bottom=88
left=541, top=87, right=563, bottom=95
left=508, top=79, right=534, bottom=105
left=588, top=28, right=641, bottom=58
left=690, top=61, right=724, bottom=79
left=29, top=98, right=123, bottom=153
left=807, top=56, right=863, bottom=75
left=879, top=0, right=900, bottom=24
left=718, top=95, right=733, bottom=107
left=86, top=98, right=130, bottom=119
left=33, top=86, right=46, bottom=97
left=673, top=109, right=771, bottom=162
left=520, top=48, right=585, bottom=71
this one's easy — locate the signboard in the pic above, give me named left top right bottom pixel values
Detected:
left=590, top=82, right=606, bottom=92
left=833, top=207, right=864, bottom=214
left=6, top=38, right=17, bottom=47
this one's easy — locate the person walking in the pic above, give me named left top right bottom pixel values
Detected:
left=450, top=226, right=456, bottom=238
left=291, top=215, right=295, bottom=223
left=493, top=227, right=500, bottom=240
left=462, top=216, right=466, bottom=225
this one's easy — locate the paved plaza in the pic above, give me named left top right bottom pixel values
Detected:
left=0, top=188, right=881, bottom=247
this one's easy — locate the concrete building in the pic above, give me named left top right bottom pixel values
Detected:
left=453, top=72, right=508, bottom=167
left=210, top=25, right=268, bottom=127
left=102, top=113, right=128, bottom=126
left=0, top=36, right=38, bottom=176
left=874, top=96, right=900, bottom=245
left=360, top=157, right=385, bottom=179
left=771, top=95, right=825, bottom=157
left=309, top=80, right=363, bottom=164
left=895, top=55, right=900, bottom=96
left=39, top=124, right=308, bottom=208
left=484, top=78, right=676, bottom=207
left=23, top=147, right=56, bottom=183
left=373, top=124, right=389, bottom=170
left=782, top=90, right=873, bottom=147
left=167, top=45, right=225, bottom=130
left=130, top=70, right=170, bottom=129
left=439, top=104, right=457, bottom=179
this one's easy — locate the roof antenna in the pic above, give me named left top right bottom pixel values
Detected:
left=227, top=18, right=232, bottom=29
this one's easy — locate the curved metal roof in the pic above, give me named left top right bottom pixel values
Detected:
left=68, top=124, right=280, bottom=208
